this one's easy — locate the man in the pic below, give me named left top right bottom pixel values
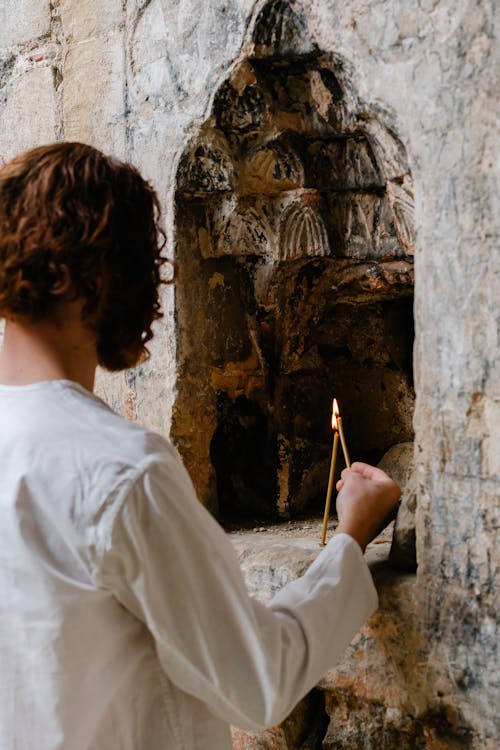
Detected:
left=0, top=142, right=401, bottom=749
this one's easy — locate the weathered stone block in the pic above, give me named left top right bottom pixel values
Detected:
left=0, top=0, right=50, bottom=50
left=0, top=64, right=57, bottom=159
left=59, top=0, right=123, bottom=42
left=231, top=532, right=321, bottom=602
left=62, top=29, right=125, bottom=154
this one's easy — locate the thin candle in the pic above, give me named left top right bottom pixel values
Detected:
left=334, top=399, right=351, bottom=468
left=320, top=402, right=339, bottom=546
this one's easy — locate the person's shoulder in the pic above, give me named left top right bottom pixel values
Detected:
left=59, top=381, right=173, bottom=471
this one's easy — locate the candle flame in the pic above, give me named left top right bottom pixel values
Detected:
left=331, top=398, right=339, bottom=431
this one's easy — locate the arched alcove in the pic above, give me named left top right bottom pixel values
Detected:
left=172, top=0, right=415, bottom=521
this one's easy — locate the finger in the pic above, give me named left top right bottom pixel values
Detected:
left=349, top=461, right=389, bottom=481
left=336, top=479, right=344, bottom=491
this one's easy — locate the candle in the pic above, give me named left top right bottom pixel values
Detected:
left=320, top=401, right=339, bottom=546
left=334, top=399, right=351, bottom=468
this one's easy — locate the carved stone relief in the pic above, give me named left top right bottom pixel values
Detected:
left=215, top=82, right=266, bottom=138
left=279, top=202, right=329, bottom=260
left=177, top=132, right=234, bottom=194
left=251, top=0, right=315, bottom=59
left=386, top=176, right=416, bottom=255
left=240, top=140, right=305, bottom=194
left=217, top=203, right=271, bottom=258
left=173, top=0, right=416, bottom=519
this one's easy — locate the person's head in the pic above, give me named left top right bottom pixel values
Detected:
left=0, top=142, right=167, bottom=370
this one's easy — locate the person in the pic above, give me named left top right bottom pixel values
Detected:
left=0, top=142, right=401, bottom=750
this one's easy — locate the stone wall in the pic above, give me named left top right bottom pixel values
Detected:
left=0, top=0, right=498, bottom=747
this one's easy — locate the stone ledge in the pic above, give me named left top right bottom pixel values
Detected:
left=229, top=520, right=423, bottom=749
left=229, top=518, right=411, bottom=604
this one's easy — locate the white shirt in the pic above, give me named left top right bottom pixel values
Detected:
left=0, top=380, right=378, bottom=750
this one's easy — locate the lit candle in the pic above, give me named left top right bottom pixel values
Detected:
left=320, top=400, right=339, bottom=546
left=334, top=399, right=351, bottom=468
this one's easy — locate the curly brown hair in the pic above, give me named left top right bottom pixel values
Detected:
left=0, top=142, right=168, bottom=370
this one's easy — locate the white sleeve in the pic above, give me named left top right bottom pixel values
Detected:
left=96, top=444, right=378, bottom=731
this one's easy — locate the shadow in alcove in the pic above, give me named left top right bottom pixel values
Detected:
left=210, top=392, right=278, bottom=522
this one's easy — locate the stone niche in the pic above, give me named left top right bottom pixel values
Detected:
left=172, top=0, right=415, bottom=522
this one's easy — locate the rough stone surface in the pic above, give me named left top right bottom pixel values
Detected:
left=232, top=532, right=324, bottom=602
left=0, top=1, right=59, bottom=161
left=377, top=442, right=417, bottom=571
left=231, top=688, right=328, bottom=750
left=229, top=522, right=393, bottom=749
left=0, top=0, right=51, bottom=50
left=319, top=564, right=472, bottom=750
left=230, top=525, right=489, bottom=749
left=0, top=0, right=498, bottom=747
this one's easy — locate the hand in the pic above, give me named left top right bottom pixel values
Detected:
left=334, top=462, right=401, bottom=553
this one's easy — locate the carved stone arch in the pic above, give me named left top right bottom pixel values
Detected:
left=213, top=72, right=267, bottom=143
left=251, top=0, right=315, bottom=58
left=217, top=204, right=272, bottom=258
left=177, top=129, right=235, bottom=194
left=344, top=135, right=385, bottom=189
left=387, top=176, right=416, bottom=255
left=172, top=0, right=416, bottom=519
left=280, top=202, right=329, bottom=260
left=240, top=139, right=305, bottom=194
